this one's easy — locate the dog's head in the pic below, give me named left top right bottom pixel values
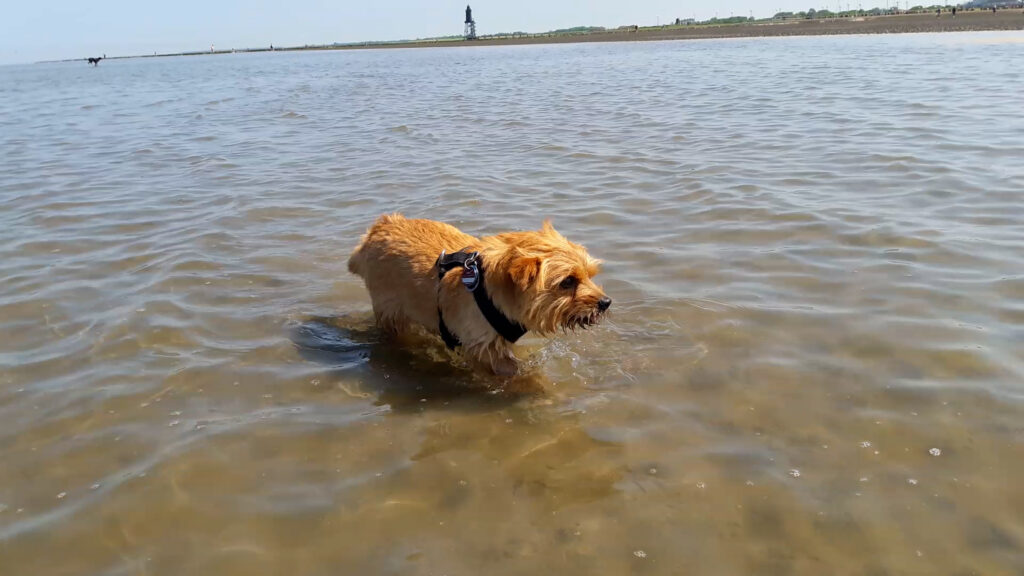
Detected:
left=487, top=221, right=610, bottom=335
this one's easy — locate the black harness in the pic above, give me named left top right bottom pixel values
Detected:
left=435, top=249, right=528, bottom=349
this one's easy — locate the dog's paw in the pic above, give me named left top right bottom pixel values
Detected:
left=491, top=356, right=519, bottom=377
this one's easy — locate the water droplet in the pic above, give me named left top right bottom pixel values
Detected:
left=859, top=477, right=869, bottom=482
left=696, top=482, right=706, bottom=489
left=169, top=411, right=181, bottom=416
left=928, top=448, right=941, bottom=456
left=789, top=469, right=801, bottom=478
left=168, top=420, right=180, bottom=427
left=91, top=483, right=101, bottom=490
left=648, top=468, right=657, bottom=475
left=916, top=550, right=923, bottom=557
left=907, top=478, right=918, bottom=485
left=56, top=492, right=67, bottom=499
left=745, top=480, right=755, bottom=486
left=633, top=550, right=647, bottom=559
left=860, top=441, right=872, bottom=448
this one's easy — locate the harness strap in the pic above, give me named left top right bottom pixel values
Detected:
left=438, top=313, right=460, bottom=349
left=437, top=249, right=475, bottom=278
left=435, top=249, right=528, bottom=349
left=470, top=281, right=527, bottom=343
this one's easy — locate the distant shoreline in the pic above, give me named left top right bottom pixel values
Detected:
left=44, top=10, right=1024, bottom=63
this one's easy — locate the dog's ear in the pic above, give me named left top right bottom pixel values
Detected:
left=536, top=218, right=561, bottom=236
left=506, top=248, right=541, bottom=291
left=541, top=220, right=568, bottom=241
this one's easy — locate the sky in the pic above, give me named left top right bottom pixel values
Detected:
left=1, top=0, right=890, bottom=65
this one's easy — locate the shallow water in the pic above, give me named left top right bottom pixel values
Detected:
left=1, top=32, right=1023, bottom=574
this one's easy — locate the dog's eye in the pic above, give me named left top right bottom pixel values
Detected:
left=559, top=276, right=578, bottom=290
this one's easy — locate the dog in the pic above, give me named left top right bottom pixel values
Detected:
left=87, top=57, right=103, bottom=66
left=347, top=214, right=611, bottom=376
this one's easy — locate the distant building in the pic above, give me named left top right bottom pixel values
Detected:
left=965, top=0, right=1022, bottom=7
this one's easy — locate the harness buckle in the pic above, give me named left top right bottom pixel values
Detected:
left=461, top=252, right=480, bottom=291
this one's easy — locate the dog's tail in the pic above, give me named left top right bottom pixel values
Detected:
left=347, top=213, right=405, bottom=277
left=347, top=237, right=368, bottom=277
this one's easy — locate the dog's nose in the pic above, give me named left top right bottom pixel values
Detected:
left=597, top=297, right=612, bottom=312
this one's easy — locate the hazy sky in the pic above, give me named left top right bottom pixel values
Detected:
left=2, top=0, right=881, bottom=64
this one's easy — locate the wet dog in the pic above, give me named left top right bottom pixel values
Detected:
left=347, top=214, right=610, bottom=376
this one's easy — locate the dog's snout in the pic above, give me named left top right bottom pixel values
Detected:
left=597, top=297, right=612, bottom=312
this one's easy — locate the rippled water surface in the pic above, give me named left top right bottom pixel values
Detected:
left=2, top=32, right=1023, bottom=575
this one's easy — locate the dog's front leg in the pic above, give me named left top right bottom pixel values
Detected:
left=466, top=342, right=519, bottom=377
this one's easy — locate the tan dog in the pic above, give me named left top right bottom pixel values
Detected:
left=347, top=214, right=611, bottom=376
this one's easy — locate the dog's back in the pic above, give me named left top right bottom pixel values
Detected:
left=348, top=214, right=476, bottom=330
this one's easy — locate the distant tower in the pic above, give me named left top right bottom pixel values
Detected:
left=464, top=5, right=477, bottom=40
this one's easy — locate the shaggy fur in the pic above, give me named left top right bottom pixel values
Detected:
left=347, top=214, right=610, bottom=376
